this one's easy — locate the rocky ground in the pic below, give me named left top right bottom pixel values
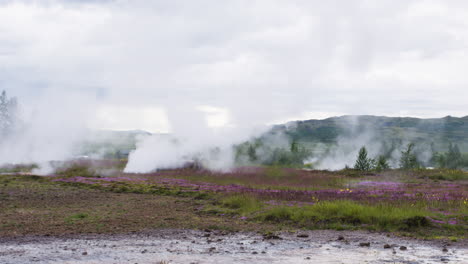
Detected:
left=1, top=169, right=467, bottom=263
left=1, top=229, right=467, bottom=264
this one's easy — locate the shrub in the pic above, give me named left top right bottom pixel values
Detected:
left=56, top=164, right=98, bottom=178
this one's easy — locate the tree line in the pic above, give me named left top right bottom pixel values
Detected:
left=235, top=135, right=467, bottom=171
left=354, top=142, right=467, bottom=171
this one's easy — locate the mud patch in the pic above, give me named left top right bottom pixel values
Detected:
left=1, top=230, right=466, bottom=264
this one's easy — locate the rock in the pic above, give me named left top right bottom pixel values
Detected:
left=297, top=234, right=309, bottom=238
left=203, top=233, right=211, bottom=237
left=359, top=242, right=370, bottom=247
left=82, top=252, right=88, bottom=256
left=252, top=251, right=258, bottom=254
left=141, top=249, right=148, bottom=254
left=261, top=251, right=266, bottom=254
left=337, top=236, right=345, bottom=241
left=263, top=233, right=282, bottom=240
left=399, top=246, right=407, bottom=251
left=441, top=258, right=450, bottom=262
left=383, top=244, right=391, bottom=249
left=305, top=257, right=311, bottom=260
left=442, top=247, right=448, bottom=252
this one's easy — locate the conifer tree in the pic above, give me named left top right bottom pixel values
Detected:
left=375, top=155, right=390, bottom=171
left=446, top=143, right=462, bottom=169
left=354, top=147, right=372, bottom=171
left=399, top=143, right=420, bottom=169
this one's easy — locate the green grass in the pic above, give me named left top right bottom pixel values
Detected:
left=220, top=195, right=263, bottom=215
left=64, top=212, right=104, bottom=225
left=257, top=200, right=433, bottom=231
left=64, top=213, right=91, bottom=224
left=265, top=166, right=285, bottom=178
left=211, top=196, right=439, bottom=232
left=56, top=165, right=99, bottom=178
left=423, top=169, right=468, bottom=181
left=0, top=164, right=38, bottom=173
left=56, top=180, right=213, bottom=201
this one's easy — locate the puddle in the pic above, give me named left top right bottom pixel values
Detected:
left=1, top=230, right=466, bottom=264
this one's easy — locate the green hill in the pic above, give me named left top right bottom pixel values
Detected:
left=271, top=115, right=468, bottom=153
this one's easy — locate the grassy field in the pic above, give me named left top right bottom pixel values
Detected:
left=0, top=160, right=467, bottom=241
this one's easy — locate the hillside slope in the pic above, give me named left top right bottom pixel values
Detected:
left=271, top=115, right=468, bottom=152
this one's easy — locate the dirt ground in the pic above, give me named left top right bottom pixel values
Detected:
left=1, top=174, right=467, bottom=263
left=0, top=175, right=274, bottom=237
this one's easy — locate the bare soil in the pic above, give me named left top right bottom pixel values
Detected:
left=0, top=175, right=274, bottom=237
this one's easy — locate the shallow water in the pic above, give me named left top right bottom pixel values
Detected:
left=1, top=230, right=466, bottom=264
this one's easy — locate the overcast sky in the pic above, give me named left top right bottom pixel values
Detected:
left=1, top=0, right=467, bottom=132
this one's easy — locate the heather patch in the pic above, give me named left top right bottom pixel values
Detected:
left=2, top=165, right=467, bottom=240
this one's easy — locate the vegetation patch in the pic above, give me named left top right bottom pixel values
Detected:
left=1, top=162, right=467, bottom=240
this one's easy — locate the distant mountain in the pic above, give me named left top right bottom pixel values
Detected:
left=270, top=115, right=468, bottom=152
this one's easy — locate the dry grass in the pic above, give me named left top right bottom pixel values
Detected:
left=0, top=175, right=275, bottom=237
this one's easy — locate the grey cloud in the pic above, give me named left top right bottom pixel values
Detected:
left=1, top=0, right=467, bottom=126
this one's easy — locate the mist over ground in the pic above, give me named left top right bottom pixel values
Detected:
left=1, top=1, right=468, bottom=172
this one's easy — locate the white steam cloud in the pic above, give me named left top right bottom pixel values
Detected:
left=0, top=90, right=97, bottom=174
left=124, top=105, right=269, bottom=172
left=1, top=1, right=467, bottom=173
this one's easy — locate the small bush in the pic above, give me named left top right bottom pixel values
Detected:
left=340, top=168, right=363, bottom=178
left=56, top=165, right=98, bottom=178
